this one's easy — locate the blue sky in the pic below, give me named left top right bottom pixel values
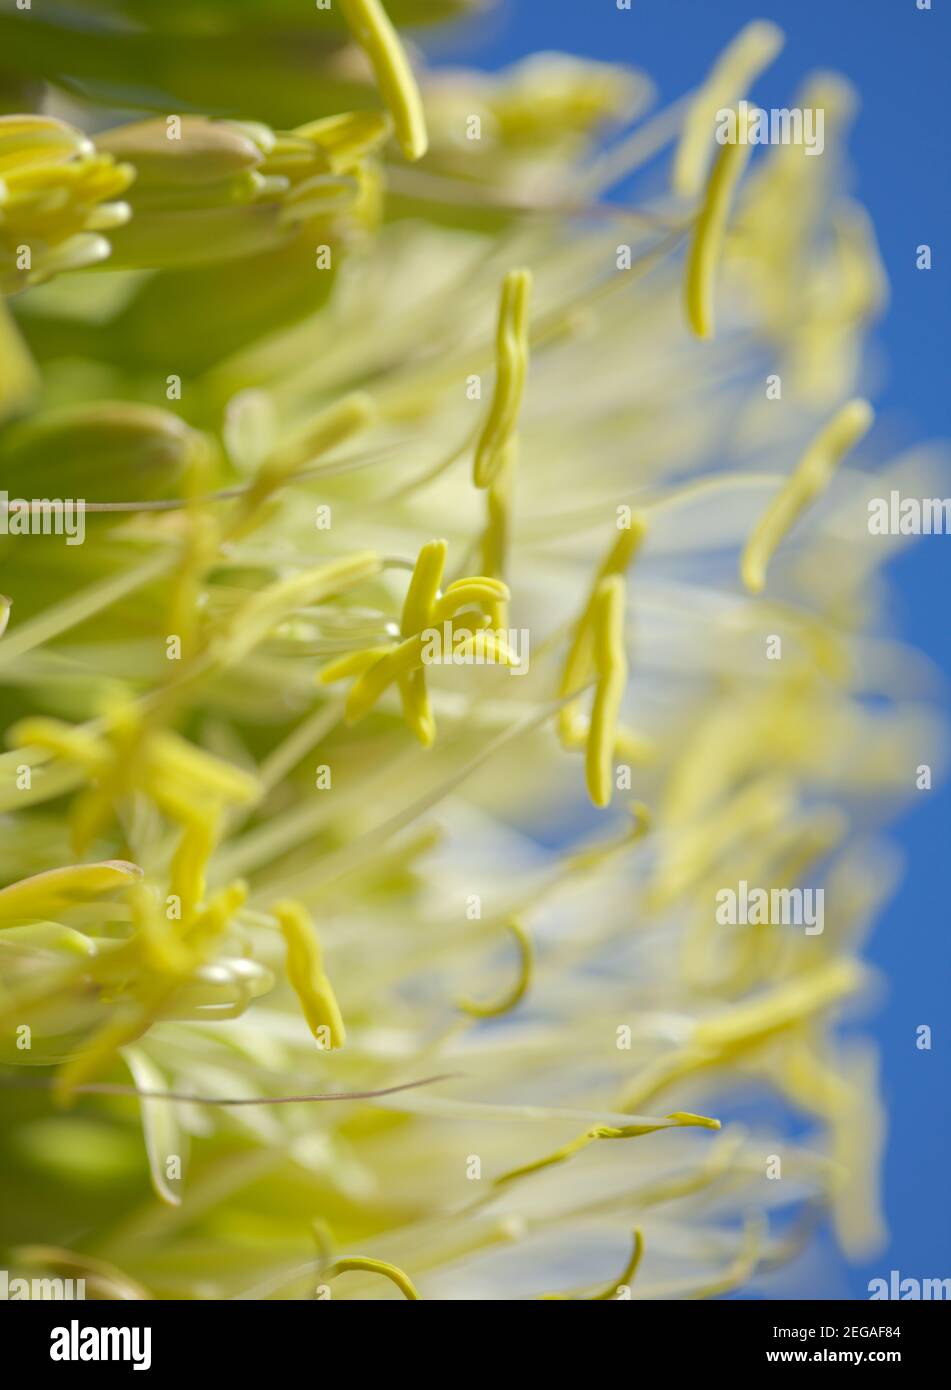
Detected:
left=422, top=0, right=951, bottom=1299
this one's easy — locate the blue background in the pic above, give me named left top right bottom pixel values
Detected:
left=423, top=0, right=951, bottom=1299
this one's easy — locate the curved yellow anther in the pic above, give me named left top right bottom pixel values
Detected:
left=395, top=540, right=446, bottom=746
left=319, top=646, right=392, bottom=685
left=0, top=860, right=142, bottom=926
left=431, top=577, right=509, bottom=625
left=10, top=717, right=110, bottom=773
left=559, top=519, right=645, bottom=732
left=494, top=1111, right=720, bottom=1190
left=674, top=21, right=785, bottom=198
left=345, top=632, right=425, bottom=723
left=457, top=919, right=533, bottom=1019
left=330, top=1255, right=419, bottom=1300
left=585, top=575, right=628, bottom=809
left=273, top=899, right=346, bottom=1049
left=684, top=106, right=755, bottom=340
left=741, top=398, right=874, bottom=593
left=339, top=0, right=428, bottom=162
left=473, top=269, right=532, bottom=489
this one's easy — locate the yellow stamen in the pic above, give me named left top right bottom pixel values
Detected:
left=400, top=539, right=447, bottom=637
left=585, top=575, right=628, bottom=808
left=494, top=1111, right=720, bottom=1189
left=330, top=1255, right=419, bottom=1300
left=741, top=399, right=874, bottom=593
left=473, top=269, right=532, bottom=489
left=338, top=0, right=428, bottom=162
left=273, top=899, right=346, bottom=1049
left=558, top=519, right=645, bottom=738
left=0, top=860, right=142, bottom=926
left=169, top=814, right=217, bottom=927
left=673, top=21, right=785, bottom=198
left=684, top=105, right=755, bottom=339
left=542, top=1229, right=645, bottom=1301
left=457, top=919, right=533, bottom=1018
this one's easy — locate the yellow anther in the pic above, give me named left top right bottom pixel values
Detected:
left=320, top=543, right=511, bottom=743
left=622, top=959, right=863, bottom=1110
left=186, top=880, right=249, bottom=950
left=344, top=632, right=426, bottom=724
left=684, top=105, right=756, bottom=339
left=394, top=539, right=442, bottom=745
left=243, top=393, right=374, bottom=518
left=397, top=540, right=445, bottom=742
left=454, top=629, right=521, bottom=668
left=169, top=814, right=217, bottom=927
left=319, top=646, right=392, bottom=685
left=674, top=21, right=785, bottom=198
left=147, top=731, right=260, bottom=809
left=127, top=882, right=194, bottom=977
left=273, top=899, right=346, bottom=1049
left=741, top=399, right=874, bottom=593
left=400, top=539, right=446, bottom=637
left=0, top=860, right=142, bottom=926
left=559, top=519, right=645, bottom=730
left=585, top=575, right=628, bottom=809
left=431, top=577, right=508, bottom=625
left=473, top=269, right=532, bottom=489
left=294, top=111, right=394, bottom=173
left=9, top=717, right=111, bottom=773
left=457, top=919, right=533, bottom=1019
left=330, top=1256, right=419, bottom=1300
left=494, top=1111, right=720, bottom=1189
left=339, top=0, right=428, bottom=162
left=480, top=454, right=514, bottom=627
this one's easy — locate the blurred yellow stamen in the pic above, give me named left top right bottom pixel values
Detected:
left=674, top=21, right=784, bottom=197
left=330, top=1255, right=419, bottom=1300
left=494, top=1111, right=720, bottom=1189
left=339, top=0, right=428, bottom=162
left=741, top=398, right=874, bottom=593
left=0, top=860, right=142, bottom=925
left=473, top=269, right=532, bottom=489
left=457, top=919, right=533, bottom=1018
left=684, top=105, right=755, bottom=339
left=274, top=899, right=346, bottom=1049
left=585, top=575, right=628, bottom=809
